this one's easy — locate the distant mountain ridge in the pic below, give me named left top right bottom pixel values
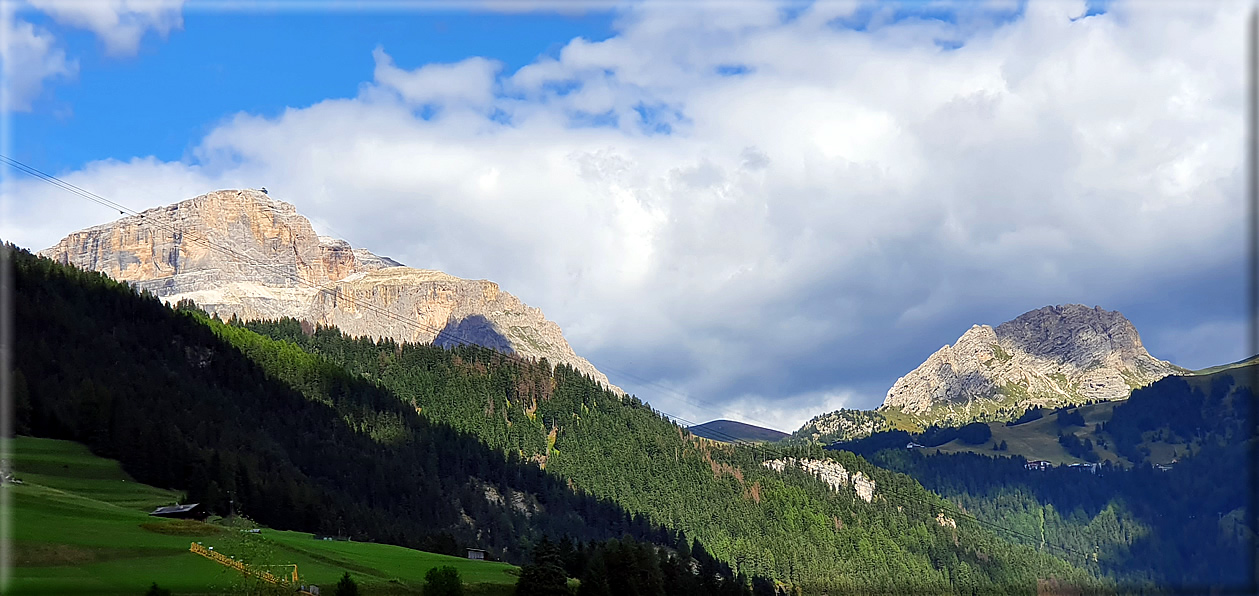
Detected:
left=687, top=420, right=789, bottom=443
left=795, top=304, right=1182, bottom=442
left=40, top=189, right=620, bottom=393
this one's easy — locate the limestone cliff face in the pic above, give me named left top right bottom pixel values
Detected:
left=40, top=189, right=619, bottom=392
left=879, top=304, right=1180, bottom=415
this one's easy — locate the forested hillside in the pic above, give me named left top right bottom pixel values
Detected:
left=11, top=246, right=677, bottom=562
left=12, top=245, right=1103, bottom=594
left=242, top=319, right=1104, bottom=593
left=859, top=367, right=1257, bottom=591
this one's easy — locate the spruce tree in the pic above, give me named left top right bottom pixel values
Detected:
left=516, top=538, right=571, bottom=596
left=334, top=572, right=359, bottom=596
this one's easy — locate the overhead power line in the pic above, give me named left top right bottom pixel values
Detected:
left=2, top=154, right=1100, bottom=562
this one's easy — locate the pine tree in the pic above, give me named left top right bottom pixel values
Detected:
left=516, top=538, right=571, bottom=596
left=334, top=572, right=359, bottom=596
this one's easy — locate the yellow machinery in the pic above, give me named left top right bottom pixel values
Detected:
left=190, top=542, right=316, bottom=594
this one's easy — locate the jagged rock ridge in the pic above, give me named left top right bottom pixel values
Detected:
left=40, top=189, right=619, bottom=392
left=879, top=304, right=1180, bottom=415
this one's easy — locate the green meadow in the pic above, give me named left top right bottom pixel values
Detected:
left=928, top=401, right=1124, bottom=465
left=5, top=436, right=518, bottom=595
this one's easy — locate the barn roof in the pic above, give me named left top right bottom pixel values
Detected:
left=150, top=503, right=202, bottom=516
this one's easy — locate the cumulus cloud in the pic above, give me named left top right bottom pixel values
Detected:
left=2, top=0, right=184, bottom=111
left=0, top=156, right=223, bottom=250
left=0, top=3, right=77, bottom=111
left=26, top=0, right=184, bottom=56
left=370, top=47, right=503, bottom=110
left=4, top=0, right=1250, bottom=430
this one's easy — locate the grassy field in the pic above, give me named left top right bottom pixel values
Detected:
left=4, top=436, right=518, bottom=595
left=929, top=401, right=1131, bottom=466
left=930, top=362, right=1258, bottom=466
left=1190, top=354, right=1259, bottom=376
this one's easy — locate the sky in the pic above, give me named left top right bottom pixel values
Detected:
left=1, top=0, right=1251, bottom=433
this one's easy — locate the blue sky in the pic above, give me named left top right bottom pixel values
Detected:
left=10, top=0, right=1093, bottom=170
left=10, top=7, right=620, bottom=171
left=2, top=0, right=1249, bottom=431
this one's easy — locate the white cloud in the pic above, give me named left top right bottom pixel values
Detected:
left=715, top=388, right=862, bottom=435
left=27, top=0, right=184, bottom=56
left=0, top=157, right=222, bottom=250
left=0, top=3, right=77, bottom=111
left=1, top=0, right=184, bottom=112
left=4, top=0, right=1250, bottom=428
left=371, top=47, right=502, bottom=110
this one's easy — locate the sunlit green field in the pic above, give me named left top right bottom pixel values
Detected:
left=930, top=401, right=1128, bottom=465
left=4, top=436, right=518, bottom=595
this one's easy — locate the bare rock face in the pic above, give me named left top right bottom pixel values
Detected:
left=40, top=189, right=619, bottom=392
left=879, top=304, right=1180, bottom=416
left=762, top=458, right=876, bottom=503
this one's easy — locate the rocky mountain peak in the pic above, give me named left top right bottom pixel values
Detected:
left=40, top=189, right=397, bottom=287
left=878, top=304, right=1179, bottom=419
left=40, top=189, right=620, bottom=393
left=995, top=304, right=1147, bottom=363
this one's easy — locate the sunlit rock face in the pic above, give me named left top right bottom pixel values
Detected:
left=880, top=304, right=1180, bottom=415
left=41, top=189, right=619, bottom=393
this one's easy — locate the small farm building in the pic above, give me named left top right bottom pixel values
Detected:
left=149, top=503, right=208, bottom=520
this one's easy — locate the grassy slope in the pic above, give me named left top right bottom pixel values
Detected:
left=923, top=362, right=1256, bottom=466
left=1190, top=354, right=1259, bottom=376
left=930, top=402, right=1123, bottom=465
left=6, top=436, right=518, bottom=595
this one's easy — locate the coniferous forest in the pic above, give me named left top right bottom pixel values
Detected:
left=844, top=370, right=1257, bottom=591
left=14, top=245, right=1109, bottom=594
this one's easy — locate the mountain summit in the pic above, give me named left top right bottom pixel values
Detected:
left=41, top=189, right=619, bottom=392
left=879, top=304, right=1180, bottom=418
left=793, top=304, right=1182, bottom=443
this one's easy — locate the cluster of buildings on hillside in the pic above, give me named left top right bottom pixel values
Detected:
left=1025, top=460, right=1101, bottom=473
left=1025, top=460, right=1175, bottom=473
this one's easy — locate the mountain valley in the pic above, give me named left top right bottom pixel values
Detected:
left=8, top=244, right=1107, bottom=594
left=10, top=189, right=1253, bottom=596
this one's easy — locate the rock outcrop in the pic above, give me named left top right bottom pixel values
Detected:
left=40, top=189, right=619, bottom=392
left=762, top=458, right=875, bottom=503
left=880, top=304, right=1180, bottom=415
